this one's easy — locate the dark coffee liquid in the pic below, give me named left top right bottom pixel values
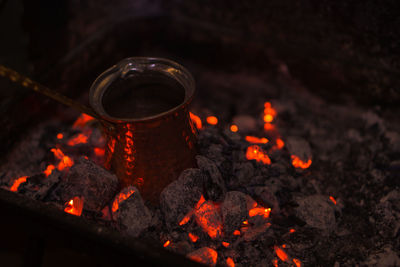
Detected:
left=102, top=73, right=185, bottom=119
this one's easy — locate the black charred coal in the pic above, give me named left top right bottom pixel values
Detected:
left=221, top=191, right=249, bottom=235
left=196, top=155, right=226, bottom=202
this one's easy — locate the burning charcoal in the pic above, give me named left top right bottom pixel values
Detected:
left=187, top=247, right=218, bottom=267
left=251, top=186, right=280, bottom=214
left=160, top=168, right=205, bottom=228
left=166, top=240, right=193, bottom=255
left=232, top=115, right=257, bottom=132
left=295, top=195, right=336, bottom=231
left=221, top=191, right=249, bottom=235
left=115, top=187, right=152, bottom=237
left=286, top=136, right=312, bottom=163
left=19, top=171, right=61, bottom=200
left=58, top=157, right=118, bottom=211
left=196, top=155, right=226, bottom=201
left=230, top=161, right=254, bottom=188
left=194, top=200, right=223, bottom=239
left=242, top=222, right=271, bottom=242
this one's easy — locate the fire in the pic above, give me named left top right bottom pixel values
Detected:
left=290, top=155, right=312, bottom=169
left=94, top=147, right=105, bottom=157
left=10, top=176, right=28, bottom=192
left=51, top=148, right=74, bottom=171
left=163, top=240, right=171, bottom=247
left=188, top=233, right=199, bottom=243
left=274, top=246, right=289, bottom=262
left=194, top=201, right=223, bottom=239
left=189, top=112, right=203, bottom=129
left=72, top=113, right=94, bottom=129
left=188, top=248, right=218, bottom=266
left=233, top=230, right=241, bottom=236
left=67, top=133, right=89, bottom=146
left=230, top=124, right=238, bottom=132
left=226, top=257, right=235, bottom=267
left=289, top=228, right=296, bottom=233
left=249, top=207, right=271, bottom=218
left=222, top=241, right=230, bottom=247
left=276, top=138, right=284, bottom=149
left=112, top=188, right=135, bottom=212
left=264, top=102, right=276, bottom=123
left=206, top=116, right=218, bottom=125
left=64, top=196, right=83, bottom=216
left=246, top=145, right=271, bottom=165
left=245, top=136, right=269, bottom=144
left=329, top=196, right=337, bottom=205
left=57, top=133, right=63, bottom=139
left=293, top=258, right=302, bottom=267
left=43, top=164, right=55, bottom=177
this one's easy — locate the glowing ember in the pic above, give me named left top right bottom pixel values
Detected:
left=163, top=240, right=171, bottom=247
left=222, top=241, right=230, bottom=247
left=293, top=258, right=302, bottom=267
left=264, top=123, right=275, bottom=131
left=179, top=195, right=206, bottom=226
left=249, top=207, right=271, bottom=218
left=64, top=196, right=83, bottom=216
left=243, top=220, right=249, bottom=225
left=179, top=214, right=192, bottom=226
left=194, top=201, right=223, bottom=239
left=276, top=138, right=285, bottom=149
left=289, top=228, right=296, bottom=233
left=188, top=233, right=199, bottom=243
left=329, top=196, right=337, bottom=205
left=230, top=124, right=238, bottom=132
left=72, top=113, right=94, bottom=129
left=274, top=246, right=289, bottom=262
left=291, top=155, right=312, bottom=169
left=57, top=133, right=63, bottom=139
left=272, top=258, right=278, bottom=267
left=206, top=116, right=218, bottom=125
left=233, top=230, right=241, bottom=236
left=189, top=112, right=203, bottom=129
left=188, top=247, right=218, bottom=266
left=51, top=148, right=74, bottom=171
left=112, top=188, right=135, bottom=212
left=264, top=102, right=276, bottom=123
left=246, top=145, right=271, bottom=165
left=10, top=176, right=28, bottom=192
left=43, top=165, right=55, bottom=177
left=226, top=257, right=235, bottom=267
left=67, top=133, right=89, bottom=146
left=245, top=136, right=269, bottom=144
left=94, top=147, right=105, bottom=157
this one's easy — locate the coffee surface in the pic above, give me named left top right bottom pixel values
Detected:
left=102, top=73, right=185, bottom=119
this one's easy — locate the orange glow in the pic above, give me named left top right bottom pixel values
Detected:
left=293, top=258, right=302, bottom=267
left=243, top=220, right=249, bottom=225
left=264, top=123, right=275, bottom=131
left=10, top=176, right=28, bottom=192
left=194, top=201, right=223, bottom=239
left=276, top=138, right=284, bottom=149
left=230, top=124, right=238, bottom=132
left=274, top=246, right=289, bottom=262
left=179, top=195, right=206, bottom=226
left=189, top=112, right=203, bottom=129
left=43, top=165, right=55, bottom=177
left=67, top=133, right=89, bottom=146
left=64, top=196, right=83, bottom=216
left=249, top=207, right=271, bottom=218
left=289, top=228, right=296, bottom=233
left=264, top=102, right=277, bottom=123
left=291, top=155, right=312, bottom=169
left=72, top=113, right=94, bottom=129
left=226, top=257, right=235, bottom=267
left=222, top=242, right=230, bottom=247
left=188, top=248, right=218, bottom=266
left=179, top=214, right=192, bottom=226
left=51, top=148, right=74, bottom=171
left=282, top=244, right=287, bottom=248
left=246, top=145, right=271, bottom=165
left=188, top=233, right=199, bottom=243
left=206, top=116, right=218, bottom=125
left=233, top=230, right=241, bottom=236
left=245, top=136, right=269, bottom=144
left=272, top=258, right=278, bottom=267
left=163, top=240, right=170, bottom=247
left=329, top=196, right=337, bottom=205
left=94, top=147, right=105, bottom=157
left=112, top=188, right=135, bottom=213
left=57, top=133, right=63, bottom=139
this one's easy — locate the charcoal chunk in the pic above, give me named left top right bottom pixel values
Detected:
left=221, top=191, right=249, bottom=235
left=295, top=195, right=336, bottom=231
left=196, top=155, right=226, bottom=201
left=187, top=247, right=218, bottom=267
left=58, top=157, right=119, bottom=211
left=116, top=187, right=152, bottom=237
left=160, top=168, right=205, bottom=228
left=252, top=186, right=280, bottom=214
left=230, top=161, right=254, bottom=188
left=286, top=136, right=312, bottom=163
